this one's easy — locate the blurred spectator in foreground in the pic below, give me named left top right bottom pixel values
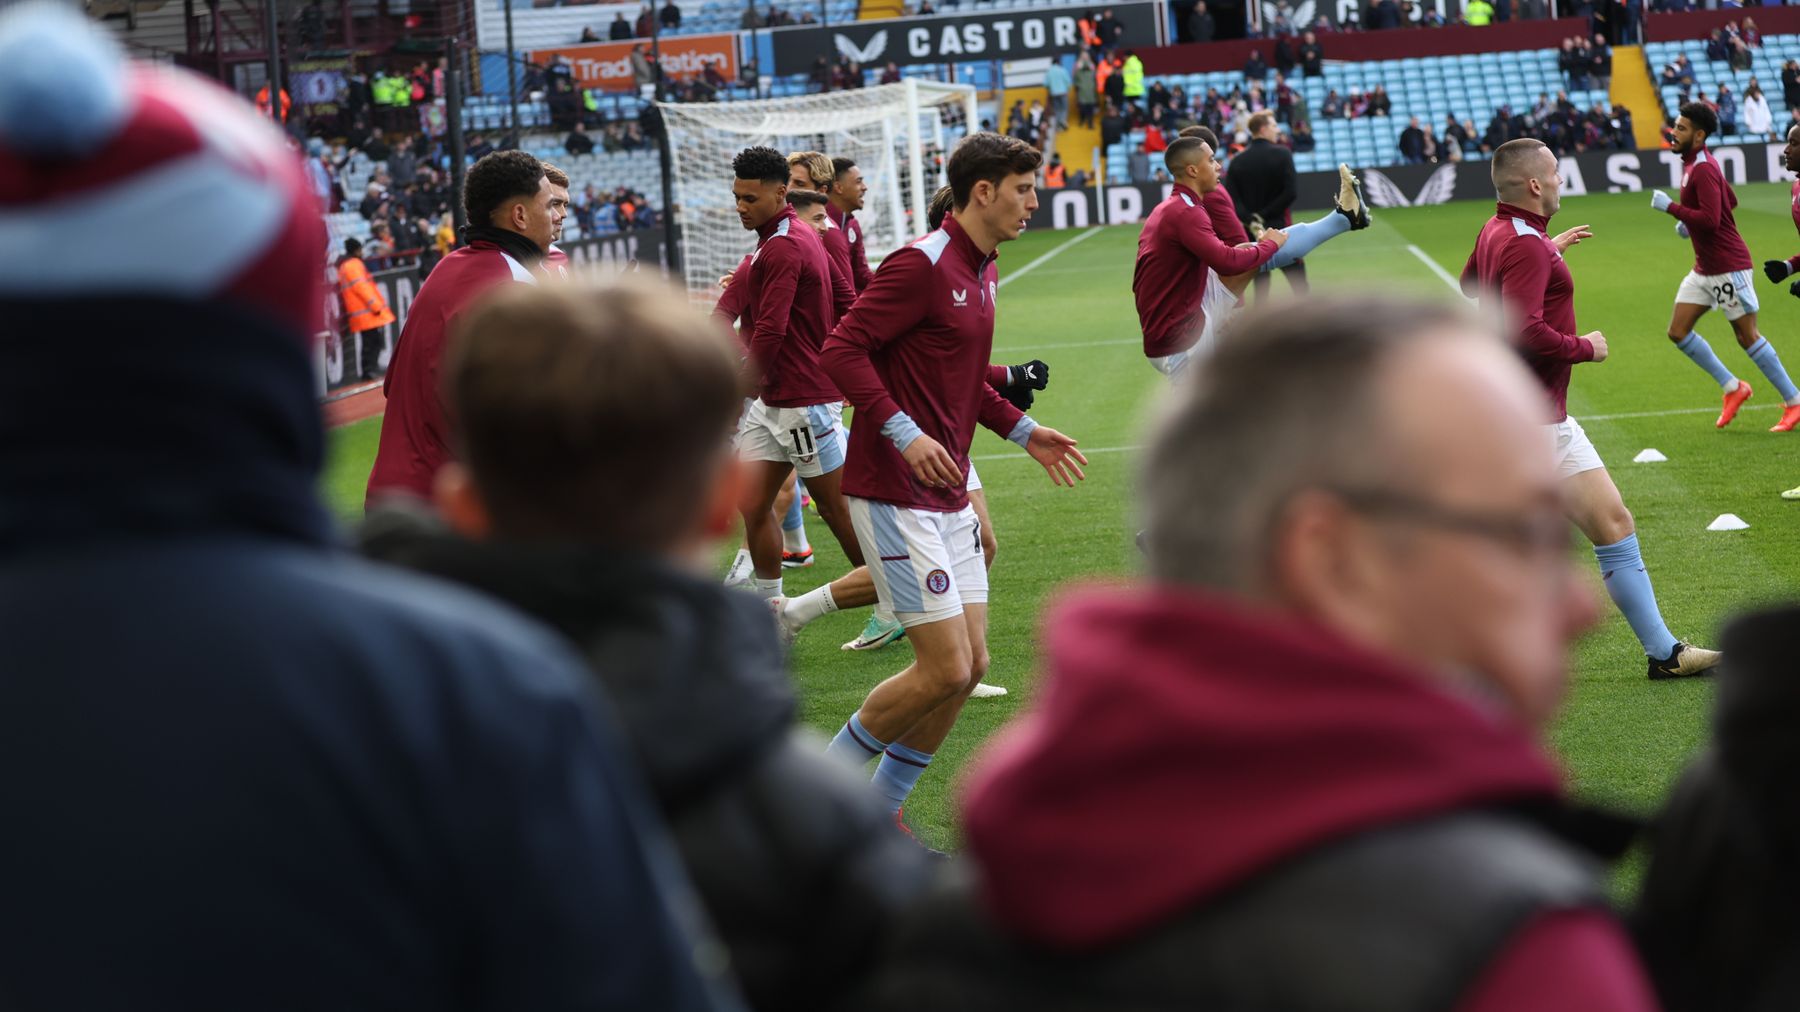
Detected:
left=1635, top=606, right=1800, bottom=1012
left=0, top=7, right=737, bottom=1011
left=361, top=280, right=934, bottom=1012
left=856, top=298, right=1658, bottom=1012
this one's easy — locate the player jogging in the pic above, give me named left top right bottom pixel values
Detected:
left=1134, top=136, right=1287, bottom=378
left=827, top=156, right=873, bottom=292
left=819, top=133, right=1087, bottom=820
left=1462, top=138, right=1720, bottom=681
left=1651, top=102, right=1800, bottom=432
left=788, top=151, right=858, bottom=322
left=1767, top=127, right=1800, bottom=497
left=541, top=162, right=573, bottom=278
left=726, top=146, right=864, bottom=600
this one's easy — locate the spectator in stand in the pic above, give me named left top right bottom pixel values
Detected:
left=1244, top=47, right=1267, bottom=82
left=364, top=222, right=395, bottom=265
left=1299, top=30, right=1323, bottom=76
left=1045, top=57, right=1072, bottom=129
left=1443, top=113, right=1468, bottom=148
left=630, top=44, right=656, bottom=100
left=1348, top=88, right=1370, bottom=118
left=389, top=204, right=426, bottom=255
left=1187, top=0, right=1215, bottom=42
left=0, top=13, right=736, bottom=1009
left=564, top=121, right=595, bottom=156
left=1742, top=16, right=1761, bottom=47
left=857, top=297, right=1660, bottom=1012
left=360, top=278, right=936, bottom=1012
left=1369, top=85, right=1391, bottom=117
left=1074, top=51, right=1099, bottom=128
left=1706, top=29, right=1730, bottom=63
left=880, top=61, right=902, bottom=84
left=467, top=132, right=495, bottom=161
left=1561, top=38, right=1587, bottom=89
left=1101, top=8, right=1126, bottom=50
left=388, top=134, right=418, bottom=190
left=1590, top=34, right=1611, bottom=90
left=634, top=3, right=654, bottom=36
left=1730, top=33, right=1753, bottom=73
left=580, top=25, right=600, bottom=42
left=1368, top=0, right=1402, bottom=30
left=660, top=0, right=681, bottom=29
left=1291, top=117, right=1315, bottom=151
left=1421, top=123, right=1440, bottom=162
left=1717, top=83, right=1739, bottom=138
left=1743, top=83, right=1773, bottom=140
left=1612, top=104, right=1633, bottom=147
left=1103, top=55, right=1126, bottom=115
left=1634, top=605, right=1800, bottom=1012
left=1321, top=89, right=1344, bottom=118
left=302, top=137, right=335, bottom=212
left=1464, top=0, right=1493, bottom=24
left=359, top=182, right=387, bottom=220
left=846, top=60, right=864, bottom=88
left=1398, top=116, right=1426, bottom=163
left=610, top=11, right=633, bottom=39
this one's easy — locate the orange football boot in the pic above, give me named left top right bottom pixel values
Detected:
left=1718, top=380, right=1754, bottom=428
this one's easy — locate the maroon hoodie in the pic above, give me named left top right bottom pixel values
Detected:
left=961, top=586, right=1658, bottom=1012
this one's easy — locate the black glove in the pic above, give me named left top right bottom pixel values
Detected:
left=1765, top=259, right=1794, bottom=284
left=1004, top=359, right=1051, bottom=390
left=1789, top=277, right=1800, bottom=300
left=1001, top=384, right=1035, bottom=412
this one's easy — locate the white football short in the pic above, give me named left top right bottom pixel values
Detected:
left=1147, top=269, right=1240, bottom=381
left=1549, top=415, right=1605, bottom=479
left=848, top=496, right=987, bottom=629
left=966, top=462, right=983, bottom=493
left=736, top=398, right=844, bottom=478
left=1675, top=269, right=1759, bottom=321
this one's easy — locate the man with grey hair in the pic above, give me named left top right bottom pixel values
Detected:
left=855, top=296, right=1659, bottom=1011
left=1462, top=137, right=1719, bottom=681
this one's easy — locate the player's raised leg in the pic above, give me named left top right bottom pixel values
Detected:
left=1724, top=309, right=1800, bottom=431
left=1561, top=447, right=1719, bottom=679
left=1263, top=164, right=1371, bottom=272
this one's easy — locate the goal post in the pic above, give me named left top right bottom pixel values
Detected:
left=656, top=80, right=978, bottom=304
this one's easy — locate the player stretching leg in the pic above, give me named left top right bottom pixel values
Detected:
left=1464, top=139, right=1721, bottom=680
left=819, top=133, right=1087, bottom=819
left=1652, top=103, right=1800, bottom=433
left=1180, top=125, right=1368, bottom=290
left=725, top=148, right=864, bottom=599
left=1135, top=136, right=1286, bottom=379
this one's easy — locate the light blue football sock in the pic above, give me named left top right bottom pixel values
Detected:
left=1593, top=534, right=1679, bottom=660
left=1264, top=210, right=1352, bottom=272
left=870, top=742, right=934, bottom=816
left=1746, top=336, right=1800, bottom=404
left=1676, top=332, right=1739, bottom=391
left=825, top=712, right=886, bottom=768
left=781, top=481, right=806, bottom=532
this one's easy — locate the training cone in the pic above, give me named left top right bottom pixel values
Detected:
left=1707, top=514, right=1750, bottom=531
left=1633, top=448, right=1668, bottom=463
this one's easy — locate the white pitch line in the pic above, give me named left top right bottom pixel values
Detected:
left=971, top=443, right=1142, bottom=462
left=999, top=226, right=1105, bottom=288
left=1407, top=244, right=1469, bottom=297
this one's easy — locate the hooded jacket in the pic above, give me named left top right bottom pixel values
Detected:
left=0, top=299, right=735, bottom=1012
left=361, top=510, right=934, bottom=1011
left=860, top=585, right=1656, bottom=1012
left=1635, top=605, right=1800, bottom=1012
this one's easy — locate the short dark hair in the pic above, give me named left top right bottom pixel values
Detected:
left=344, top=237, right=363, bottom=256
left=787, top=187, right=828, bottom=210
left=1179, top=124, right=1219, bottom=150
left=733, top=145, right=789, bottom=184
left=831, top=155, right=857, bottom=180
left=1165, top=136, right=1212, bottom=173
left=945, top=131, right=1043, bottom=209
left=1679, top=101, right=1718, bottom=139
left=445, top=280, right=744, bottom=545
left=464, top=150, right=545, bottom=226
left=927, top=184, right=954, bottom=230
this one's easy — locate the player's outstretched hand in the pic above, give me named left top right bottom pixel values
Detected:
left=718, top=271, right=735, bottom=289
left=1676, top=221, right=1689, bottom=239
left=1025, top=426, right=1088, bottom=487
left=1262, top=228, right=1289, bottom=249
left=902, top=434, right=962, bottom=489
left=1551, top=225, right=1592, bottom=253
left=1583, top=330, right=1609, bottom=363
left=1765, top=259, right=1794, bottom=284
left=1006, top=360, right=1051, bottom=390
left=1651, top=190, right=1673, bottom=213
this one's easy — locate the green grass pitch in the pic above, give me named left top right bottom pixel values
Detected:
left=321, top=185, right=1800, bottom=855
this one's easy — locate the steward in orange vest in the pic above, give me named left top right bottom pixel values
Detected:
left=254, top=84, right=291, bottom=122
left=337, top=239, right=396, bottom=334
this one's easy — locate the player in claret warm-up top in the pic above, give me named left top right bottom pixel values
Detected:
left=819, top=133, right=1088, bottom=823
left=1463, top=138, right=1720, bottom=682
left=1651, top=102, right=1800, bottom=432
left=727, top=146, right=865, bottom=601
left=1767, top=126, right=1800, bottom=498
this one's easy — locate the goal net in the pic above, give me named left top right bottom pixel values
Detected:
left=658, top=80, right=978, bottom=305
